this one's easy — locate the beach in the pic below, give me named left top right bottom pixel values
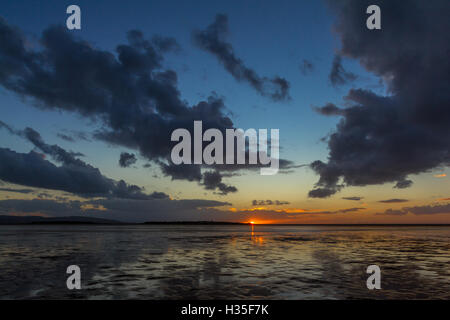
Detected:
left=0, top=225, right=449, bottom=299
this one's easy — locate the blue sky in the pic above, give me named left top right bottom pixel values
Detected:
left=1, top=0, right=449, bottom=223
left=0, top=0, right=364, bottom=169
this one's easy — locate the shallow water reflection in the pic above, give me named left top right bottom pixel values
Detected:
left=0, top=225, right=449, bottom=299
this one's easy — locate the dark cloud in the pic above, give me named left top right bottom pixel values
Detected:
left=57, top=131, right=91, bottom=143
left=21, top=127, right=87, bottom=167
left=337, top=207, right=365, bottom=213
left=379, top=199, right=409, bottom=203
left=212, top=158, right=301, bottom=173
left=119, top=152, right=137, bottom=168
left=310, top=0, right=450, bottom=197
left=158, top=162, right=240, bottom=195
left=56, top=133, right=75, bottom=142
left=0, top=198, right=231, bottom=223
left=0, top=199, right=83, bottom=216
left=376, top=208, right=407, bottom=216
left=193, top=14, right=290, bottom=101
left=313, top=103, right=345, bottom=116
left=0, top=124, right=169, bottom=200
left=376, top=203, right=450, bottom=216
left=0, top=17, right=244, bottom=194
left=236, top=206, right=365, bottom=216
left=329, top=54, right=357, bottom=87
left=0, top=147, right=167, bottom=200
left=299, top=59, right=314, bottom=75
left=0, top=187, right=34, bottom=194
left=202, top=170, right=237, bottom=195
left=0, top=120, right=16, bottom=134
left=147, top=191, right=170, bottom=200
left=2, top=121, right=89, bottom=165
left=150, top=34, right=181, bottom=53
left=159, top=162, right=203, bottom=182
left=252, top=200, right=290, bottom=206
left=308, top=186, right=340, bottom=199
left=342, top=196, right=363, bottom=201
left=0, top=16, right=300, bottom=195
left=394, top=179, right=413, bottom=189
left=36, top=192, right=53, bottom=198
left=0, top=147, right=105, bottom=196
left=406, top=203, right=450, bottom=215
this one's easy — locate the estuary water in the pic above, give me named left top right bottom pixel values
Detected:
left=0, top=225, right=449, bottom=299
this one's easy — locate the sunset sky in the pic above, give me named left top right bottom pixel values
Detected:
left=0, top=0, right=449, bottom=224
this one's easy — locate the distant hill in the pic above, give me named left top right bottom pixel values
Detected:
left=0, top=215, right=121, bottom=225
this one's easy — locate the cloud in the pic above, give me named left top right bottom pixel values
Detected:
left=21, top=127, right=87, bottom=166
left=119, top=152, right=137, bottom=168
left=377, top=203, right=450, bottom=216
left=378, top=199, right=409, bottom=203
left=0, top=18, right=301, bottom=195
left=0, top=147, right=168, bottom=200
left=375, top=208, right=407, bottom=216
left=150, top=34, right=181, bottom=53
left=0, top=124, right=169, bottom=200
left=234, top=206, right=365, bottom=215
left=308, top=184, right=342, bottom=199
left=252, top=200, right=290, bottom=206
left=159, top=162, right=203, bottom=182
left=193, top=14, right=290, bottom=101
left=338, top=207, right=365, bottom=213
left=393, top=179, right=413, bottom=189
left=342, top=196, right=363, bottom=201
left=202, top=170, right=237, bottom=195
left=0, top=120, right=16, bottom=135
left=57, top=131, right=90, bottom=143
left=56, top=133, right=75, bottom=142
left=313, top=103, right=345, bottom=116
left=405, top=203, right=450, bottom=215
left=0, top=199, right=83, bottom=217
left=310, top=0, right=450, bottom=197
left=0, top=198, right=231, bottom=223
left=0, top=17, right=246, bottom=194
left=0, top=187, right=34, bottom=194
left=329, top=54, right=357, bottom=87
left=299, top=59, right=314, bottom=75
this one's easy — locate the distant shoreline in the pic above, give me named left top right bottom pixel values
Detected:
left=0, top=216, right=449, bottom=226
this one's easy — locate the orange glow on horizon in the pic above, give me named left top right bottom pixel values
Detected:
left=222, top=201, right=450, bottom=224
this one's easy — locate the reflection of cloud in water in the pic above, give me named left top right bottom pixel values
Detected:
left=0, top=225, right=449, bottom=299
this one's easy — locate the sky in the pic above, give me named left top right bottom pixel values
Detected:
left=0, top=0, right=449, bottom=223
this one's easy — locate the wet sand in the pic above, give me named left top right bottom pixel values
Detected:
left=0, top=225, right=449, bottom=299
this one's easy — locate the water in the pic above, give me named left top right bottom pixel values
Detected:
left=0, top=225, right=449, bottom=299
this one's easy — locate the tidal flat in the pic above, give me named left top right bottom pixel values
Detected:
left=0, top=225, right=449, bottom=299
